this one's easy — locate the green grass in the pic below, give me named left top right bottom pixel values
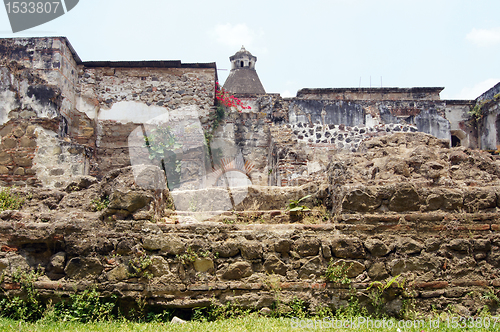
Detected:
left=1, top=315, right=500, bottom=332
left=0, top=187, right=24, bottom=211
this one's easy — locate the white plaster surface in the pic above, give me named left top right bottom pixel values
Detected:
left=98, top=101, right=168, bottom=124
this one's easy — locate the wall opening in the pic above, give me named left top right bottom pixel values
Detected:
left=496, top=114, right=500, bottom=146
left=451, top=135, right=461, bottom=147
left=450, top=130, right=467, bottom=148
left=240, top=61, right=244, bottom=67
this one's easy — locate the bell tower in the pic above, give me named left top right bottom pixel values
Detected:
left=223, top=46, right=266, bottom=95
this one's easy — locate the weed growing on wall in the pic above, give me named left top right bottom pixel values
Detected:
left=0, top=187, right=25, bottom=211
left=128, top=256, right=153, bottom=279
left=0, top=274, right=117, bottom=323
left=0, top=269, right=43, bottom=321
left=176, top=247, right=212, bottom=265
left=324, top=260, right=352, bottom=285
left=143, top=126, right=182, bottom=190
left=366, top=274, right=405, bottom=318
left=90, top=196, right=109, bottom=212
left=192, top=301, right=251, bottom=322
left=286, top=297, right=308, bottom=319
left=335, top=293, right=368, bottom=318
left=47, top=287, right=116, bottom=323
left=469, top=94, right=500, bottom=123
left=286, top=195, right=312, bottom=212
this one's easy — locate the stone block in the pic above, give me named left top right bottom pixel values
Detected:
left=364, top=238, right=390, bottom=257
left=222, top=261, right=253, bottom=280
left=194, top=258, right=214, bottom=273
left=420, top=290, right=445, bottom=298
left=464, top=188, right=497, bottom=212
left=64, top=257, right=103, bottom=280
left=389, top=184, right=420, bottom=212
left=274, top=239, right=292, bottom=254
left=214, top=240, right=240, bottom=258
left=116, top=238, right=136, bottom=255
left=447, top=239, right=471, bottom=253
left=143, top=235, right=185, bottom=255
left=81, top=127, right=95, bottom=137
left=108, top=189, right=153, bottom=212
left=20, top=137, right=36, bottom=147
left=342, top=188, right=381, bottom=212
left=25, top=125, right=37, bottom=136
left=444, top=287, right=466, bottom=298
left=19, top=110, right=36, bottom=119
left=298, top=256, right=323, bottom=279
left=331, top=237, right=366, bottom=259
left=52, top=146, right=62, bottom=155
left=2, top=137, right=16, bottom=148
left=397, top=237, right=423, bottom=255
left=13, top=167, right=24, bottom=175
left=294, top=237, right=320, bottom=257
left=0, top=152, right=12, bottom=165
left=263, top=254, right=287, bottom=275
left=47, top=251, right=66, bottom=274
left=107, top=265, right=129, bottom=282
left=240, top=241, right=263, bottom=260
left=368, top=262, right=389, bottom=281
left=332, top=259, right=365, bottom=278
left=14, top=156, right=32, bottom=167
left=0, top=124, right=13, bottom=137
left=150, top=256, right=170, bottom=277
left=12, top=127, right=25, bottom=138
left=49, top=168, right=64, bottom=176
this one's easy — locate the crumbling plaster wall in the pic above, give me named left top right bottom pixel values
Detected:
left=0, top=37, right=89, bottom=187
left=479, top=100, right=500, bottom=151
left=0, top=36, right=486, bottom=191
left=0, top=37, right=218, bottom=187
left=445, top=101, right=476, bottom=148
left=476, top=83, right=500, bottom=151
left=76, top=65, right=216, bottom=177
left=227, top=93, right=471, bottom=187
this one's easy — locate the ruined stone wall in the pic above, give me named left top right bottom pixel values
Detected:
left=0, top=120, right=40, bottom=187
left=1, top=200, right=500, bottom=317
left=0, top=37, right=218, bottom=187
left=478, top=97, right=500, bottom=151
left=0, top=38, right=91, bottom=188
left=296, top=87, right=443, bottom=101
left=0, top=36, right=488, bottom=194
left=445, top=101, right=476, bottom=148
left=76, top=65, right=216, bottom=179
left=284, top=99, right=450, bottom=141
left=0, top=133, right=498, bottom=317
left=478, top=82, right=500, bottom=103
left=218, top=92, right=482, bottom=187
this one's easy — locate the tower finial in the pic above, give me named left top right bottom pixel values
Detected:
left=224, top=46, right=266, bottom=94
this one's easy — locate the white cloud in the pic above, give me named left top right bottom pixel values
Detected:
left=210, top=23, right=262, bottom=48
left=452, top=78, right=500, bottom=100
left=466, top=27, right=500, bottom=47
left=281, top=90, right=295, bottom=98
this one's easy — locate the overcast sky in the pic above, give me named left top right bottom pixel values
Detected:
left=1, top=0, right=499, bottom=100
